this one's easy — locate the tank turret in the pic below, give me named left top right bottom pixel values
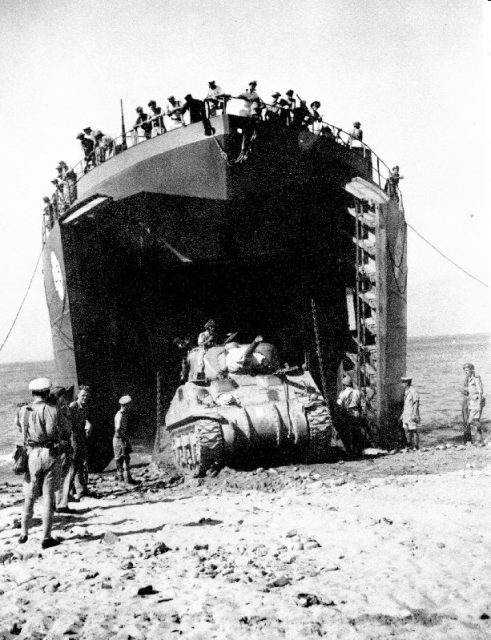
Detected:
left=164, top=340, right=340, bottom=475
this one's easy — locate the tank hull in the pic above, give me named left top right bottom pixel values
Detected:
left=42, top=114, right=407, bottom=469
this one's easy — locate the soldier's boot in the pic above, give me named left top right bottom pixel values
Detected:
left=123, top=471, right=140, bottom=485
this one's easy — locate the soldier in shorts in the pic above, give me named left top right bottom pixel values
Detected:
left=400, top=376, right=420, bottom=450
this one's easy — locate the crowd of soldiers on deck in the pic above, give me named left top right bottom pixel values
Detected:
left=42, top=80, right=403, bottom=231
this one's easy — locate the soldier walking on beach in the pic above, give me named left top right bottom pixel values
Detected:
left=16, top=378, right=61, bottom=549
left=66, top=385, right=93, bottom=499
left=461, top=363, right=485, bottom=445
left=113, top=395, right=138, bottom=484
left=400, top=376, right=420, bottom=450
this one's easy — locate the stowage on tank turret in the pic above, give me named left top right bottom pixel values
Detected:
left=165, top=338, right=340, bottom=476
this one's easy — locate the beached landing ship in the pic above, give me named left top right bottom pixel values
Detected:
left=42, top=96, right=407, bottom=470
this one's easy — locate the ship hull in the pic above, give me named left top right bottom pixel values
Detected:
left=43, top=115, right=406, bottom=469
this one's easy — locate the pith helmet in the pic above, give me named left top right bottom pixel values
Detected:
left=310, top=101, right=321, bottom=109
left=119, top=395, right=132, bottom=405
left=29, top=378, right=52, bottom=392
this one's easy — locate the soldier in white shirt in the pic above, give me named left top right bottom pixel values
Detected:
left=400, top=376, right=420, bottom=450
left=166, top=96, right=183, bottom=128
left=206, top=80, right=225, bottom=116
left=337, top=375, right=362, bottom=417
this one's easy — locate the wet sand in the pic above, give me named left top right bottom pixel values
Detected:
left=0, top=444, right=490, bottom=639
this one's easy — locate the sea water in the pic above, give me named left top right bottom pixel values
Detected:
left=0, top=333, right=489, bottom=481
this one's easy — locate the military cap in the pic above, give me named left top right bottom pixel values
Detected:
left=353, top=121, right=361, bottom=126
left=76, top=132, right=85, bottom=139
left=167, top=95, right=175, bottom=101
left=83, top=127, right=92, bottom=133
left=148, top=100, right=156, bottom=107
left=401, top=376, right=413, bottom=382
left=208, top=80, right=215, bottom=85
left=342, top=375, right=353, bottom=387
left=310, top=101, right=321, bottom=109
left=462, top=362, right=474, bottom=370
left=249, top=80, right=257, bottom=86
left=272, top=92, right=281, bottom=98
left=204, top=319, right=216, bottom=329
left=286, top=89, right=294, bottom=96
left=29, top=378, right=52, bottom=392
left=184, top=94, right=193, bottom=101
left=43, top=196, right=50, bottom=202
left=136, top=106, right=143, bottom=112
left=119, top=395, right=132, bottom=405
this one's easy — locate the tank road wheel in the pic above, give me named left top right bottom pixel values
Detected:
left=305, top=401, right=335, bottom=463
left=171, top=419, right=224, bottom=477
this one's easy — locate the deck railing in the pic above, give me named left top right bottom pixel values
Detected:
left=46, top=99, right=402, bottom=232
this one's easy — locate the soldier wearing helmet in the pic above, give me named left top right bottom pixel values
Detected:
left=16, top=378, right=62, bottom=549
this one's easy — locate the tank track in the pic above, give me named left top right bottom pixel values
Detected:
left=171, top=418, right=224, bottom=477
left=305, top=400, right=335, bottom=462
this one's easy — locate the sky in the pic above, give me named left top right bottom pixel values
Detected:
left=0, top=0, right=489, bottom=363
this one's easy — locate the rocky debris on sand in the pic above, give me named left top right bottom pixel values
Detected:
left=267, top=575, right=291, bottom=588
left=136, top=584, right=159, bottom=596
left=296, top=592, right=336, bottom=607
left=103, top=531, right=119, bottom=545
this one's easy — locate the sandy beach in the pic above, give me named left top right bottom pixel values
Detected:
left=1, top=444, right=490, bottom=640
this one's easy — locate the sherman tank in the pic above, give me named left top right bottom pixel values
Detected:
left=164, top=338, right=339, bottom=475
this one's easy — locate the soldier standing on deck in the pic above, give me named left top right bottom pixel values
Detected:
left=16, top=378, right=61, bottom=549
left=113, top=395, right=139, bottom=484
left=66, top=385, right=92, bottom=499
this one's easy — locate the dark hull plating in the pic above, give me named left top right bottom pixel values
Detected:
left=43, top=114, right=407, bottom=468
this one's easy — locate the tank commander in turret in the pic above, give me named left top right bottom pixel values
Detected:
left=222, top=335, right=266, bottom=374
left=16, top=378, right=62, bottom=549
left=198, top=319, right=218, bottom=348
left=166, top=96, right=183, bottom=127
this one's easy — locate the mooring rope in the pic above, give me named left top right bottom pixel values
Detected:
left=0, top=248, right=43, bottom=354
